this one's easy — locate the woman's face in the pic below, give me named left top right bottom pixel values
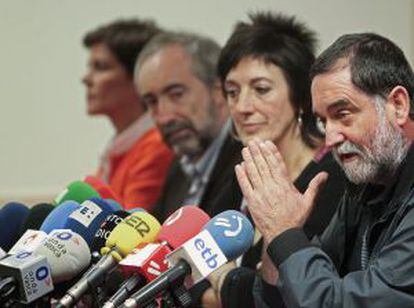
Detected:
left=224, top=56, right=297, bottom=145
left=82, top=43, right=138, bottom=116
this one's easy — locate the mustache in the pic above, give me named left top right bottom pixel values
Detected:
left=160, top=121, right=194, bottom=139
left=334, top=141, right=365, bottom=156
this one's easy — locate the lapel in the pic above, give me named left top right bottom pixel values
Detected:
left=199, top=134, right=243, bottom=210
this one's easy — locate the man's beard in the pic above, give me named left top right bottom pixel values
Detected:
left=160, top=120, right=212, bottom=158
left=333, top=98, right=409, bottom=184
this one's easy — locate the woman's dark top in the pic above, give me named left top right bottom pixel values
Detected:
left=220, top=151, right=347, bottom=308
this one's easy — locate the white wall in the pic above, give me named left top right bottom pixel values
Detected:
left=1, top=0, right=413, bottom=204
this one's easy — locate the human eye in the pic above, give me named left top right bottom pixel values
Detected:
left=168, top=87, right=185, bottom=101
left=334, top=109, right=352, bottom=121
left=255, top=85, right=271, bottom=95
left=93, top=60, right=110, bottom=71
left=141, top=95, right=157, bottom=109
left=224, top=85, right=239, bottom=99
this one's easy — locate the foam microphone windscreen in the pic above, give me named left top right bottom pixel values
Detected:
left=157, top=206, right=210, bottom=249
left=105, top=199, right=123, bottom=212
left=166, top=210, right=254, bottom=283
left=102, top=212, right=161, bottom=260
left=83, top=175, right=121, bottom=202
left=119, top=206, right=209, bottom=279
left=123, top=211, right=254, bottom=308
left=34, top=229, right=91, bottom=284
left=128, top=207, right=147, bottom=214
left=64, top=198, right=115, bottom=246
left=57, top=213, right=161, bottom=307
left=91, top=210, right=130, bottom=255
left=40, top=201, right=80, bottom=234
left=53, top=180, right=100, bottom=206
left=0, top=202, right=30, bottom=251
left=18, top=203, right=55, bottom=237
left=203, top=210, right=254, bottom=260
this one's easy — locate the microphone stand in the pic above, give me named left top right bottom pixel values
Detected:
left=159, top=284, right=192, bottom=308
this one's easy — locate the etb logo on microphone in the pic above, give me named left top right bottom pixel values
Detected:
left=184, top=230, right=227, bottom=277
left=213, top=215, right=244, bottom=237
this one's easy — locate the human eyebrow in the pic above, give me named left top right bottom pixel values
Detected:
left=312, top=99, right=352, bottom=121
left=327, top=100, right=352, bottom=114
left=250, top=77, right=273, bottom=85
left=162, top=83, right=186, bottom=94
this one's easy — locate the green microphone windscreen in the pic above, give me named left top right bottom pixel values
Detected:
left=53, top=181, right=100, bottom=206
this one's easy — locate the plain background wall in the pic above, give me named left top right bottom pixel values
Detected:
left=1, top=0, right=413, bottom=204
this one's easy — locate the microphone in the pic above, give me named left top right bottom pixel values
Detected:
left=8, top=230, right=49, bottom=255
left=0, top=230, right=91, bottom=305
left=0, top=250, right=54, bottom=305
left=64, top=198, right=115, bottom=246
left=122, top=210, right=254, bottom=308
left=83, top=175, right=121, bottom=203
left=104, top=206, right=210, bottom=308
left=18, top=203, right=55, bottom=237
left=9, top=199, right=107, bottom=256
left=128, top=207, right=147, bottom=214
left=0, top=203, right=30, bottom=251
left=7, top=204, right=56, bottom=255
left=57, top=211, right=161, bottom=307
left=156, top=206, right=210, bottom=250
left=34, top=229, right=91, bottom=284
left=90, top=210, right=130, bottom=261
left=53, top=181, right=100, bottom=206
left=105, top=199, right=123, bottom=212
left=40, top=201, right=81, bottom=234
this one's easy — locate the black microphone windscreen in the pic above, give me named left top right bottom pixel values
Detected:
left=18, top=203, right=55, bottom=237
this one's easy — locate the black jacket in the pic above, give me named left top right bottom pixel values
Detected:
left=151, top=134, right=243, bottom=222
left=256, top=144, right=414, bottom=307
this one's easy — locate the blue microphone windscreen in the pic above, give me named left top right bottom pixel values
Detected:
left=64, top=198, right=114, bottom=246
left=0, top=202, right=30, bottom=250
left=204, top=210, right=254, bottom=260
left=104, top=199, right=123, bottom=212
left=40, top=201, right=80, bottom=233
left=128, top=207, right=146, bottom=214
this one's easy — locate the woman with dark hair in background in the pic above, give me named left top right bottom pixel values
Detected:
left=202, top=12, right=347, bottom=307
left=82, top=19, right=174, bottom=210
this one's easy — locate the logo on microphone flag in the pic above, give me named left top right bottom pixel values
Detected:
left=214, top=215, right=244, bottom=237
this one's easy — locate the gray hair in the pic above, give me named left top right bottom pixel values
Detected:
left=134, top=31, right=221, bottom=88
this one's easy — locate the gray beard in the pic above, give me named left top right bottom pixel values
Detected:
left=333, top=98, right=409, bottom=185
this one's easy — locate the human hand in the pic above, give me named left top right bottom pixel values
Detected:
left=201, top=287, right=222, bottom=308
left=235, top=140, right=328, bottom=244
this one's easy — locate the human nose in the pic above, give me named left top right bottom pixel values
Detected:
left=234, top=89, right=254, bottom=114
left=82, top=71, right=92, bottom=87
left=153, top=97, right=176, bottom=126
left=324, top=121, right=345, bottom=148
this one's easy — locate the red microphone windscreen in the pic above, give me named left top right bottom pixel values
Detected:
left=83, top=175, right=121, bottom=203
left=157, top=205, right=210, bottom=249
left=120, top=242, right=171, bottom=281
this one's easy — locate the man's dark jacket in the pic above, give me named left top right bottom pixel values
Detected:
left=151, top=134, right=243, bottom=222
left=255, top=143, right=414, bottom=307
